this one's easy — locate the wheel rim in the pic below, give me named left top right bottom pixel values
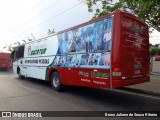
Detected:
left=53, top=75, right=59, bottom=87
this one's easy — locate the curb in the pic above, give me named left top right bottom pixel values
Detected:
left=150, top=72, right=160, bottom=76
left=120, top=87, right=160, bottom=97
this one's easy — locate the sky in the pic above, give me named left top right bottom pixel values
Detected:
left=0, top=0, right=159, bottom=52
left=150, top=30, right=160, bottom=45
left=0, top=0, right=94, bottom=51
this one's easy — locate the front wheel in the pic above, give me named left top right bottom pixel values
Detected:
left=18, top=70, right=25, bottom=79
left=50, top=72, right=63, bottom=91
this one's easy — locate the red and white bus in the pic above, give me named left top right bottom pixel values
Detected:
left=11, top=11, right=150, bottom=91
left=0, top=52, right=12, bottom=70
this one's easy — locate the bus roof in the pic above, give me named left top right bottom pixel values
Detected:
left=58, top=11, right=147, bottom=34
left=12, top=11, right=146, bottom=49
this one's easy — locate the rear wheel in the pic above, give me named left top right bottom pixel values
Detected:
left=50, top=72, right=62, bottom=91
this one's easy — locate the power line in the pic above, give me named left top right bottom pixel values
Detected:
left=7, top=0, right=62, bottom=34
left=9, top=1, right=82, bottom=40
left=0, top=0, right=44, bottom=32
left=27, top=0, right=44, bottom=12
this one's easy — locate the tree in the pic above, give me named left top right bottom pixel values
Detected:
left=48, top=29, right=55, bottom=35
left=150, top=48, right=157, bottom=56
left=150, top=43, right=153, bottom=47
left=8, top=44, right=13, bottom=52
left=150, top=47, right=160, bottom=56
left=52, top=29, right=55, bottom=33
left=86, top=0, right=160, bottom=32
left=27, top=37, right=32, bottom=41
left=31, top=33, right=36, bottom=40
left=48, top=29, right=52, bottom=35
left=22, top=40, right=27, bottom=43
left=3, top=44, right=13, bottom=52
left=154, top=44, right=160, bottom=48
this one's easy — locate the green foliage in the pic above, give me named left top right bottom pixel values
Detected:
left=86, top=0, right=160, bottom=32
left=150, top=47, right=160, bottom=56
left=154, top=44, right=160, bottom=48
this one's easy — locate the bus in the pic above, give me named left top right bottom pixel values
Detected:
left=11, top=11, right=150, bottom=91
left=0, top=52, right=12, bottom=70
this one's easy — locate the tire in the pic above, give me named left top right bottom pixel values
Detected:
left=18, top=70, right=25, bottom=79
left=50, top=72, right=62, bottom=91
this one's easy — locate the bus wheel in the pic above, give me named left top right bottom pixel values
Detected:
left=50, top=72, right=62, bottom=91
left=18, top=70, right=25, bottom=79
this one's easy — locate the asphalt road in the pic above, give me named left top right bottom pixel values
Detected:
left=0, top=70, right=160, bottom=120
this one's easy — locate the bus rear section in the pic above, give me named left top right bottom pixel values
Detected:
left=0, top=53, right=12, bottom=70
left=112, top=12, right=150, bottom=88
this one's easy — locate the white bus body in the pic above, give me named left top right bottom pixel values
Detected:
left=13, top=35, right=58, bottom=80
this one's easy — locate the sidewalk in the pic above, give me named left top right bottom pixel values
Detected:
left=123, top=75, right=160, bottom=96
